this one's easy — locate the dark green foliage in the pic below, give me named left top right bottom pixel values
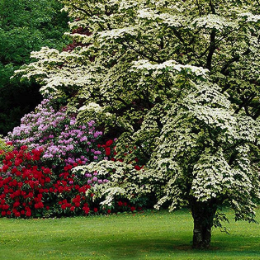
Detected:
left=0, top=0, right=70, bottom=135
left=0, top=0, right=69, bottom=66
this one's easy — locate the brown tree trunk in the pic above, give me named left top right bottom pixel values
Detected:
left=191, top=200, right=217, bottom=249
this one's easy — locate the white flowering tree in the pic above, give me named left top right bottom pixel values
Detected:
left=16, top=0, right=260, bottom=249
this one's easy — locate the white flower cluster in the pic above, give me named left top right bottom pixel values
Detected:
left=238, top=12, right=260, bottom=22
left=98, top=26, right=138, bottom=40
left=131, top=59, right=209, bottom=77
left=191, top=14, right=237, bottom=31
left=137, top=8, right=185, bottom=27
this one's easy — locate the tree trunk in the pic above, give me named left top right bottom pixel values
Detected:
left=191, top=200, right=217, bottom=249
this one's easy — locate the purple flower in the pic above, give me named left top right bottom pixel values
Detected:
left=94, top=131, right=103, bottom=138
left=80, top=136, right=88, bottom=142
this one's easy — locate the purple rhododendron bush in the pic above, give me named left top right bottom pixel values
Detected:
left=0, top=99, right=143, bottom=218
left=7, top=98, right=104, bottom=168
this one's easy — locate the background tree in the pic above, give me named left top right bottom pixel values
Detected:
left=17, top=0, right=260, bottom=249
left=0, top=0, right=70, bottom=135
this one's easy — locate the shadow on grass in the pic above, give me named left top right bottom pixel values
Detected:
left=98, top=235, right=260, bottom=259
left=71, top=234, right=260, bottom=259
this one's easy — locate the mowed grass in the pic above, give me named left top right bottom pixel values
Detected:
left=0, top=208, right=260, bottom=260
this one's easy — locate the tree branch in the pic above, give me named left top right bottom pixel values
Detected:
left=206, top=29, right=216, bottom=70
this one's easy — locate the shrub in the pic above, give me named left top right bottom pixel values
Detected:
left=0, top=143, right=144, bottom=218
left=1, top=100, right=145, bottom=218
left=0, top=146, right=107, bottom=217
left=7, top=99, right=105, bottom=173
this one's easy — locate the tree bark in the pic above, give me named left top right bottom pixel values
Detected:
left=191, top=200, right=217, bottom=249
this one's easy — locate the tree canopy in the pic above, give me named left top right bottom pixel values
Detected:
left=0, top=0, right=70, bottom=135
left=17, top=0, right=260, bottom=249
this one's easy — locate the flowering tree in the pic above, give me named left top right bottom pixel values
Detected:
left=16, top=0, right=260, bottom=249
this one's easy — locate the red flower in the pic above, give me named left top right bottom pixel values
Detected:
left=11, top=168, right=17, bottom=174
left=3, top=204, right=9, bottom=210
left=38, top=202, right=44, bottom=209
left=27, top=192, right=33, bottom=198
left=106, top=140, right=113, bottom=146
left=15, top=212, right=21, bottom=217
left=94, top=208, right=98, bottom=213
left=105, top=147, right=111, bottom=156
left=134, top=165, right=141, bottom=170
left=2, top=165, right=9, bottom=172
left=20, top=145, right=28, bottom=150
left=13, top=201, right=20, bottom=208
left=43, top=168, right=51, bottom=174
left=84, top=207, right=90, bottom=214
left=75, top=202, right=80, bottom=208
left=70, top=206, right=75, bottom=211
left=14, top=159, right=22, bottom=166
left=130, top=207, right=136, bottom=212
left=107, top=209, right=111, bottom=214
left=26, top=211, right=31, bottom=217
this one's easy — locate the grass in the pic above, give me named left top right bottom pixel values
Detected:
left=0, top=208, right=260, bottom=260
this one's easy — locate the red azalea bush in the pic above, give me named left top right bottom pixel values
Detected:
left=0, top=146, right=102, bottom=218
left=0, top=139, right=146, bottom=218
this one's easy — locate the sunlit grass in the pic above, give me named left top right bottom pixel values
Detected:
left=0, top=208, right=260, bottom=260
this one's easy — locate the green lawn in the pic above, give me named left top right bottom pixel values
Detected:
left=0, top=209, right=260, bottom=260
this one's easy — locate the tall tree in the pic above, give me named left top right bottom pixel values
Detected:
left=0, top=0, right=70, bottom=135
left=17, top=0, right=260, bottom=249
